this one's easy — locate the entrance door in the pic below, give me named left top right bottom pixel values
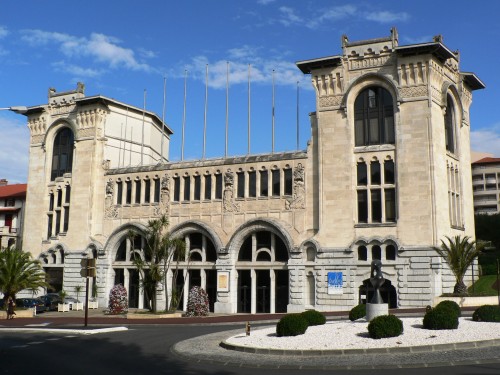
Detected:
left=275, top=270, right=289, bottom=313
left=256, top=270, right=270, bottom=313
left=128, top=269, right=139, bottom=308
left=237, top=270, right=251, bottom=313
left=205, top=270, right=217, bottom=312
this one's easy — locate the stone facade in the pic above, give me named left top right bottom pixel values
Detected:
left=21, top=29, right=484, bottom=313
left=472, top=157, right=500, bottom=214
left=0, top=181, right=26, bottom=250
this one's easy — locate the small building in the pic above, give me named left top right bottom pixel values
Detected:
left=0, top=180, right=27, bottom=250
left=472, top=157, right=500, bottom=215
left=21, top=29, right=484, bottom=312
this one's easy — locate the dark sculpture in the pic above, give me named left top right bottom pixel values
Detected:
left=369, top=260, right=385, bottom=304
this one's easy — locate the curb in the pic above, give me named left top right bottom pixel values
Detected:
left=0, top=326, right=128, bottom=335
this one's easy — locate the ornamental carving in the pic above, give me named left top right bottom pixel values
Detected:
left=349, top=55, right=391, bottom=70
left=319, top=95, right=343, bottom=108
left=400, top=86, right=428, bottom=98
left=155, top=174, right=171, bottom=216
left=28, top=116, right=47, bottom=136
left=77, top=127, right=95, bottom=138
left=285, top=163, right=305, bottom=210
left=223, top=169, right=240, bottom=213
left=104, top=179, right=119, bottom=219
left=31, top=134, right=45, bottom=144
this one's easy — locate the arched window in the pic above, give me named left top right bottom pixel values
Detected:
left=444, top=95, right=456, bottom=153
left=354, top=87, right=394, bottom=146
left=51, top=128, right=74, bottom=180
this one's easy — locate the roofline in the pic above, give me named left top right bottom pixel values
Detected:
left=296, top=55, right=342, bottom=74
left=395, top=41, right=457, bottom=62
left=461, top=72, right=486, bottom=91
left=472, top=157, right=500, bottom=165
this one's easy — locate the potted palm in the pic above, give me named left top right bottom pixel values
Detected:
left=74, top=285, right=84, bottom=311
left=57, top=290, right=69, bottom=312
left=88, top=283, right=99, bottom=309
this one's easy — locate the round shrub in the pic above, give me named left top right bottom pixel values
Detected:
left=276, top=313, right=309, bottom=337
left=185, top=286, right=209, bottom=317
left=423, top=307, right=459, bottom=330
left=107, top=284, right=128, bottom=315
left=472, top=305, right=500, bottom=322
left=301, top=310, right=326, bottom=326
left=367, top=315, right=403, bottom=339
left=435, top=300, right=461, bottom=317
left=349, top=303, right=366, bottom=321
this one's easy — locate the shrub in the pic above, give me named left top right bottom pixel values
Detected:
left=367, top=315, right=403, bottom=339
left=301, top=310, right=326, bottom=326
left=107, top=284, right=128, bottom=315
left=349, top=304, right=366, bottom=321
left=435, top=300, right=461, bottom=317
left=423, top=307, right=459, bottom=330
left=276, top=313, right=309, bottom=337
left=185, top=286, right=209, bottom=317
left=472, top=305, right=500, bottom=322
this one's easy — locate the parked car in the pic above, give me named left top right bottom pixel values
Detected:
left=15, top=298, right=46, bottom=313
left=39, top=294, right=62, bottom=311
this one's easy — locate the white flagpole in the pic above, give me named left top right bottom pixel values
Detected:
left=225, top=61, right=229, bottom=158
left=123, top=108, right=128, bottom=167
left=272, top=69, right=275, bottom=154
left=182, top=69, right=187, bottom=161
left=296, top=80, right=300, bottom=150
left=119, top=122, right=123, bottom=168
left=247, top=64, right=251, bottom=155
left=161, top=76, right=166, bottom=163
left=203, top=64, right=208, bottom=160
left=141, top=89, right=146, bottom=165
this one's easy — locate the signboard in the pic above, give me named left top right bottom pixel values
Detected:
left=327, top=272, right=343, bottom=295
left=80, top=258, right=96, bottom=278
left=217, top=271, right=230, bottom=292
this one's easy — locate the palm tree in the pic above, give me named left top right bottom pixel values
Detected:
left=0, top=247, right=48, bottom=302
left=432, top=236, right=484, bottom=295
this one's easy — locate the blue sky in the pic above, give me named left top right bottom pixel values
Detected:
left=1, top=1, right=499, bottom=183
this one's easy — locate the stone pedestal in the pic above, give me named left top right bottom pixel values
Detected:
left=366, top=303, right=388, bottom=321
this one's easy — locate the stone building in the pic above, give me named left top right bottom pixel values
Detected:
left=21, top=29, right=484, bottom=313
left=472, top=157, right=500, bottom=215
left=0, top=180, right=27, bottom=250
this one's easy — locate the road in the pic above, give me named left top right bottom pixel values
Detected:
left=1, top=323, right=500, bottom=375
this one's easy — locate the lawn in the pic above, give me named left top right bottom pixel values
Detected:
left=469, top=275, right=499, bottom=296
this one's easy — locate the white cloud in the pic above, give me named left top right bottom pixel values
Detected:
left=20, top=29, right=153, bottom=72
left=364, top=11, right=410, bottom=23
left=471, top=126, right=500, bottom=157
left=306, top=5, right=357, bottom=29
left=257, top=0, right=276, bottom=5
left=279, top=6, right=303, bottom=27
left=52, top=61, right=103, bottom=78
left=0, top=115, right=29, bottom=183
left=0, top=26, right=9, bottom=38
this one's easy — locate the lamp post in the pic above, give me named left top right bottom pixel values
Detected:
left=0, top=106, right=28, bottom=114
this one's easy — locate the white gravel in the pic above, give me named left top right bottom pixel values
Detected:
left=226, top=318, right=500, bottom=351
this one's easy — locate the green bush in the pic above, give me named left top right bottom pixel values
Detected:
left=435, top=300, right=461, bottom=317
left=423, top=307, right=459, bottom=330
left=301, top=310, right=326, bottom=326
left=349, top=304, right=366, bottom=321
left=367, top=315, right=403, bottom=339
left=276, top=313, right=309, bottom=337
left=472, top=305, right=500, bottom=322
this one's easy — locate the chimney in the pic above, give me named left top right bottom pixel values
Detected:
left=0, top=179, right=7, bottom=186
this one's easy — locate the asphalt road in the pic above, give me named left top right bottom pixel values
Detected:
left=1, top=324, right=500, bottom=375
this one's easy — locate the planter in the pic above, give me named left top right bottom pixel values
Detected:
left=434, top=295, right=499, bottom=307
left=58, top=303, right=70, bottom=312
left=74, top=302, right=84, bottom=311
left=0, top=309, right=35, bottom=318
left=88, top=300, right=98, bottom=309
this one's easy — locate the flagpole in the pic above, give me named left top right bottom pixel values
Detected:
left=225, top=61, right=229, bottom=158
left=247, top=64, right=251, bottom=155
left=296, top=80, right=300, bottom=150
left=181, top=69, right=187, bottom=161
left=161, top=76, right=166, bottom=163
left=203, top=64, right=208, bottom=160
left=141, top=89, right=146, bottom=165
left=272, top=69, right=275, bottom=154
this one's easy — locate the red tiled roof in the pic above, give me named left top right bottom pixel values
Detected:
left=0, top=184, right=27, bottom=199
left=472, top=157, right=500, bottom=165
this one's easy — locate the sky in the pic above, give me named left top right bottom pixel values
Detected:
left=1, top=0, right=499, bottom=183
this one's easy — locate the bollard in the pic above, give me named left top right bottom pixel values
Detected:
left=246, top=321, right=251, bottom=336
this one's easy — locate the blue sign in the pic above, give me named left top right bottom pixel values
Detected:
left=327, top=272, right=343, bottom=295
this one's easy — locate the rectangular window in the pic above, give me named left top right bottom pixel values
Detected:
left=371, top=162, right=381, bottom=185
left=354, top=119, right=365, bottom=147
left=194, top=175, right=201, bottom=201
left=357, top=163, right=367, bottom=185
left=215, top=174, right=223, bottom=199
left=248, top=171, right=256, bottom=197
left=272, top=169, right=280, bottom=196
left=116, top=181, right=123, bottom=205
left=154, top=179, right=160, bottom=203
left=63, top=207, right=70, bottom=232
left=65, top=185, right=71, bottom=204
left=284, top=168, right=293, bottom=196
left=371, top=189, right=382, bottom=222
left=173, top=177, right=180, bottom=202
left=384, top=160, right=395, bottom=184
left=237, top=172, right=245, bottom=198
left=125, top=181, right=132, bottom=204
left=183, top=176, right=191, bottom=201
left=144, top=180, right=151, bottom=203
left=357, top=190, right=368, bottom=223
left=385, top=188, right=396, bottom=222
left=260, top=170, right=268, bottom=197
left=57, top=189, right=62, bottom=207
left=47, top=214, right=53, bottom=239
left=204, top=175, right=212, bottom=200
left=135, top=180, right=141, bottom=204
left=55, top=211, right=61, bottom=235
left=49, top=193, right=54, bottom=211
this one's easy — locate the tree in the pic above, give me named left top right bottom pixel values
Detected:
left=0, top=247, right=48, bottom=302
left=130, top=215, right=186, bottom=313
left=432, top=236, right=485, bottom=295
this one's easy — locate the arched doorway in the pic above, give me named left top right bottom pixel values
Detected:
left=236, top=231, right=289, bottom=313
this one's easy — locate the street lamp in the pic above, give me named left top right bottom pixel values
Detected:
left=0, top=106, right=28, bottom=114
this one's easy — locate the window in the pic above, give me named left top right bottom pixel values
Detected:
left=55, top=211, right=61, bottom=235
left=386, top=245, right=396, bottom=261
left=144, top=179, right=151, bottom=203
left=194, top=175, right=201, bottom=201
left=173, top=177, right=180, bottom=202
left=116, top=181, right=123, bottom=205
left=135, top=180, right=141, bottom=204
left=444, top=95, right=456, bottom=153
left=272, top=169, right=280, bottom=196
left=51, top=128, right=74, bottom=180
left=372, top=245, right=381, bottom=260
left=57, top=189, right=62, bottom=207
left=183, top=176, right=191, bottom=201
left=354, top=87, right=394, bottom=146
left=356, top=157, right=397, bottom=224
left=248, top=171, right=256, bottom=197
left=358, top=246, right=367, bottom=261
left=260, top=170, right=268, bottom=197
left=215, top=174, right=223, bottom=199
left=47, top=214, right=53, bottom=239
left=49, top=193, right=54, bottom=211
left=237, top=172, right=245, bottom=198
left=284, top=168, right=293, bottom=195
left=204, top=174, right=212, bottom=200
left=153, top=178, right=160, bottom=203
left=65, top=185, right=71, bottom=204
left=63, top=207, right=70, bottom=232
left=125, top=180, right=132, bottom=204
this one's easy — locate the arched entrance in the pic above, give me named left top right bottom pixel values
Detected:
left=358, top=278, right=397, bottom=308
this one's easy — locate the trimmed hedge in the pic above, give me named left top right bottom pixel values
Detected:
left=301, top=310, right=326, bottom=326
left=349, top=304, right=366, bottom=321
left=472, top=305, right=500, bottom=322
left=435, top=300, right=461, bottom=317
left=276, top=314, right=309, bottom=337
left=367, top=314, right=403, bottom=339
left=423, top=307, right=459, bottom=330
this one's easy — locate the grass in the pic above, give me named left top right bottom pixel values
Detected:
left=468, top=275, right=499, bottom=296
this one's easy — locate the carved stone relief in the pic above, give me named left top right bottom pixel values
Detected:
left=400, top=86, right=428, bottom=98
left=285, top=163, right=305, bottom=210
left=104, top=178, right=119, bottom=219
left=223, top=169, right=240, bottom=212
left=154, top=174, right=171, bottom=216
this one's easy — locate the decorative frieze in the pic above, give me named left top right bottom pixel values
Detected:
left=285, top=163, right=305, bottom=210
left=400, top=86, right=428, bottom=98
left=223, top=169, right=240, bottom=213
left=104, top=179, right=119, bottom=219
left=27, top=116, right=47, bottom=137
left=349, top=55, right=391, bottom=70
left=319, top=95, right=343, bottom=108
